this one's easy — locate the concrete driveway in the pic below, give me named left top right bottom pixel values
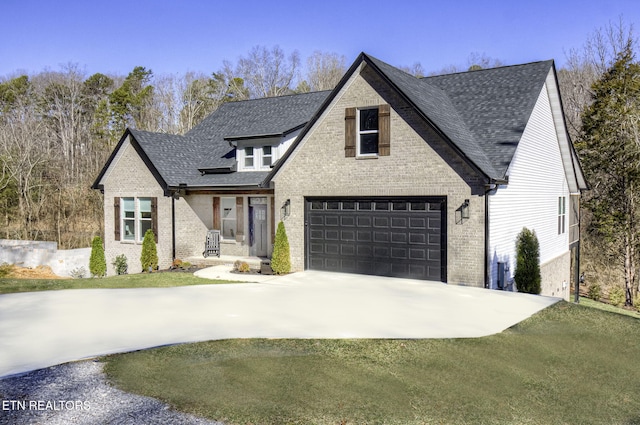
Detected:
left=0, top=269, right=558, bottom=378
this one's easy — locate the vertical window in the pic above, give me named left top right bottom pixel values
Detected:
left=244, top=147, right=254, bottom=168
left=358, top=108, right=379, bottom=156
left=262, top=146, right=272, bottom=167
left=139, top=198, right=152, bottom=237
left=221, top=197, right=237, bottom=239
left=122, top=198, right=135, bottom=241
left=558, top=196, right=566, bottom=234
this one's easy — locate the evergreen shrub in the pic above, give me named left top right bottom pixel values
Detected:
left=140, top=229, right=158, bottom=272
left=271, top=221, right=291, bottom=275
left=112, top=254, right=128, bottom=275
left=514, top=227, right=541, bottom=294
left=89, top=236, right=107, bottom=277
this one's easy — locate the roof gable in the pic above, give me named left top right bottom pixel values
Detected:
left=267, top=53, right=557, bottom=185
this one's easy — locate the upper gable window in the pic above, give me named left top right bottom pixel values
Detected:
left=345, top=105, right=390, bottom=157
left=358, top=108, right=379, bottom=156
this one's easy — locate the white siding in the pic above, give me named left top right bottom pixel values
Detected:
left=488, top=80, right=570, bottom=290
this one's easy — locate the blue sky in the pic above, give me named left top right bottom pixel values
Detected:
left=2, top=0, right=639, bottom=78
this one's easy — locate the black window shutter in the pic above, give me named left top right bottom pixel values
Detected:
left=379, top=104, right=390, bottom=156
left=151, top=197, right=158, bottom=243
left=345, top=107, right=356, bottom=157
left=114, top=197, right=120, bottom=240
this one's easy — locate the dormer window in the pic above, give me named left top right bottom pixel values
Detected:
left=263, top=146, right=273, bottom=167
left=244, top=147, right=254, bottom=168
left=358, top=108, right=379, bottom=156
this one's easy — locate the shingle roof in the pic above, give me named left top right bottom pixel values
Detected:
left=95, top=53, right=562, bottom=191
left=118, top=91, right=330, bottom=189
left=187, top=91, right=331, bottom=140
left=424, top=59, right=554, bottom=178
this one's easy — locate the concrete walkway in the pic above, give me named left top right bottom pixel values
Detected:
left=0, top=268, right=558, bottom=378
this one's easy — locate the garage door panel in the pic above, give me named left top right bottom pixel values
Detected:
left=373, top=217, right=389, bottom=228
left=357, top=231, right=372, bottom=242
left=391, top=232, right=407, bottom=243
left=306, top=197, right=446, bottom=281
left=374, top=231, right=390, bottom=243
left=341, top=230, right=356, bottom=241
left=341, top=216, right=356, bottom=227
left=391, top=217, right=408, bottom=228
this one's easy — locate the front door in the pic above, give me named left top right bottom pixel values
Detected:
left=249, top=198, right=268, bottom=257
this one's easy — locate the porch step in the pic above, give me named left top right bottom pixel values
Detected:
left=183, top=255, right=265, bottom=269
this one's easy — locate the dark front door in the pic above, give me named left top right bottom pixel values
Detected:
left=249, top=199, right=268, bottom=257
left=305, top=197, right=447, bottom=281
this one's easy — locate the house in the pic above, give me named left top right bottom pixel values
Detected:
left=92, top=53, right=587, bottom=298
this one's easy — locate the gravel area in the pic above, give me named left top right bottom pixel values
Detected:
left=0, top=360, right=223, bottom=425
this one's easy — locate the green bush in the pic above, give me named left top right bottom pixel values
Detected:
left=140, top=229, right=158, bottom=272
left=633, top=293, right=640, bottom=312
left=112, top=254, right=128, bottom=275
left=588, top=284, right=601, bottom=301
left=609, top=286, right=625, bottom=307
left=514, top=227, right=541, bottom=294
left=271, top=221, right=291, bottom=275
left=89, top=236, right=107, bottom=277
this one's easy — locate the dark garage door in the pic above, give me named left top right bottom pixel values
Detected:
left=305, top=198, right=446, bottom=281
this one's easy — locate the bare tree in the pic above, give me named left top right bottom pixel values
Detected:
left=230, top=45, right=301, bottom=98
left=305, top=51, right=347, bottom=91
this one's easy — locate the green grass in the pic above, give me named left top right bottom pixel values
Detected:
left=104, top=302, right=640, bottom=425
left=578, top=296, right=640, bottom=318
left=0, top=272, right=238, bottom=294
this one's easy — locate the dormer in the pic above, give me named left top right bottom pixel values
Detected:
left=226, top=128, right=302, bottom=172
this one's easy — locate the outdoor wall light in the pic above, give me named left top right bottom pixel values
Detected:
left=281, top=199, right=291, bottom=220
left=461, top=199, right=470, bottom=220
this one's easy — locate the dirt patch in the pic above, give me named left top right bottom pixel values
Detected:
left=1, top=265, right=67, bottom=280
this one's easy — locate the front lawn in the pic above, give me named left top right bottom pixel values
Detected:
left=104, top=302, right=640, bottom=425
left=0, top=272, right=238, bottom=294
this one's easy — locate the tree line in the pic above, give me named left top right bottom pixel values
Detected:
left=0, top=47, right=347, bottom=249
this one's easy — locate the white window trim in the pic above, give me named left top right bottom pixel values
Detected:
left=558, top=196, right=566, bottom=235
left=244, top=147, right=255, bottom=169
left=357, top=108, right=379, bottom=157
left=121, top=197, right=153, bottom=243
left=239, top=145, right=277, bottom=171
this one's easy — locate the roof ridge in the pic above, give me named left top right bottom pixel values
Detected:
left=423, top=59, right=554, bottom=79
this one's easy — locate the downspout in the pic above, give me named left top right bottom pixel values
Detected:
left=484, top=182, right=498, bottom=289
left=171, top=195, right=176, bottom=260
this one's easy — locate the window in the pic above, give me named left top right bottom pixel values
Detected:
left=262, top=146, right=272, bottom=167
left=244, top=147, right=254, bottom=168
left=558, top=196, right=566, bottom=234
left=118, top=197, right=156, bottom=242
left=139, top=198, right=153, bottom=237
left=221, top=197, right=237, bottom=239
left=122, top=198, right=136, bottom=241
left=358, top=108, right=379, bottom=155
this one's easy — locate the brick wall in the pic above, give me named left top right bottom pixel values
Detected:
left=102, top=138, right=173, bottom=275
left=540, top=251, right=571, bottom=299
left=272, top=65, right=487, bottom=286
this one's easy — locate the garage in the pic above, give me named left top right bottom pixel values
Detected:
left=305, top=197, right=447, bottom=281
